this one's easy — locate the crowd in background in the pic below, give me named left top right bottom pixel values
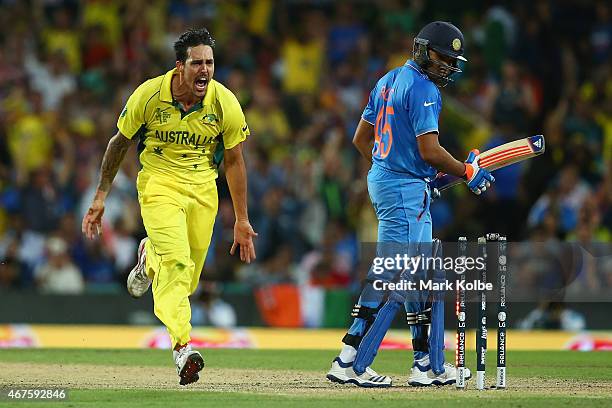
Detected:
left=0, top=0, right=610, bottom=295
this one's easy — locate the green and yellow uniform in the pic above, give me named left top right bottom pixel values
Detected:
left=118, top=68, right=249, bottom=347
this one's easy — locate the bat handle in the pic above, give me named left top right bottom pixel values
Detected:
left=431, top=188, right=440, bottom=201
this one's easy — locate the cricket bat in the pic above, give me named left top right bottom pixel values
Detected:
left=429, top=134, right=545, bottom=194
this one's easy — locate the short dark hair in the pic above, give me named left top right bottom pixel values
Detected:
left=174, top=28, right=215, bottom=62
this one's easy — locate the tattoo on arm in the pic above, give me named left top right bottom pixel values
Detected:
left=97, top=133, right=133, bottom=193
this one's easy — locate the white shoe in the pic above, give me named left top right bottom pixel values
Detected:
left=408, top=362, right=472, bottom=386
left=326, top=357, right=392, bottom=388
left=127, top=238, right=151, bottom=298
left=174, top=344, right=205, bottom=386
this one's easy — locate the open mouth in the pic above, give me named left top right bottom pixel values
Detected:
left=195, top=77, right=208, bottom=92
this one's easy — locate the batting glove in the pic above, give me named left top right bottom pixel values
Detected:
left=463, top=149, right=495, bottom=195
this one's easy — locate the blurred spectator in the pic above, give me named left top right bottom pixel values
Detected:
left=251, top=187, right=301, bottom=261
left=7, top=91, right=54, bottom=185
left=21, top=166, right=64, bottom=233
left=279, top=12, right=325, bottom=96
left=35, top=236, right=84, bottom=294
left=518, top=301, right=586, bottom=331
left=246, top=85, right=290, bottom=159
left=320, top=154, right=348, bottom=222
left=591, top=1, right=611, bottom=64
left=82, top=25, right=114, bottom=71
left=333, top=61, right=365, bottom=121
left=0, top=46, right=26, bottom=90
left=481, top=4, right=516, bottom=76
left=107, top=217, right=138, bottom=274
left=24, top=50, right=76, bottom=112
left=297, top=223, right=354, bottom=288
left=563, top=88, right=604, bottom=183
left=487, top=60, right=537, bottom=132
left=81, top=0, right=122, bottom=48
left=191, top=282, right=237, bottom=328
left=528, top=165, right=591, bottom=235
left=327, top=3, right=365, bottom=66
left=42, top=6, right=81, bottom=73
left=0, top=240, right=25, bottom=289
left=603, top=258, right=612, bottom=289
left=385, top=33, right=414, bottom=71
left=381, top=0, right=422, bottom=35
left=0, top=216, right=45, bottom=282
left=238, top=243, right=297, bottom=285
left=76, top=240, right=116, bottom=284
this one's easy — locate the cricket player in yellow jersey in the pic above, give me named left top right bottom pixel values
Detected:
left=81, top=28, right=257, bottom=385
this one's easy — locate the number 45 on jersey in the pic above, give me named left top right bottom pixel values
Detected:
left=373, top=87, right=395, bottom=159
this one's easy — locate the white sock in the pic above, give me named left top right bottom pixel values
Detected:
left=173, top=343, right=191, bottom=361
left=338, top=344, right=357, bottom=363
left=416, top=355, right=430, bottom=367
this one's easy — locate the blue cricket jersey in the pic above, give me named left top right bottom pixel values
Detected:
left=362, top=60, right=441, bottom=180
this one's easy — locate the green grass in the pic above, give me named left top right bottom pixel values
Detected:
left=1, top=349, right=612, bottom=379
left=4, top=390, right=612, bottom=408
left=1, top=349, right=611, bottom=407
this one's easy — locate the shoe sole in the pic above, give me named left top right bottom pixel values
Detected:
left=408, top=375, right=473, bottom=387
left=179, top=354, right=205, bottom=386
left=326, top=374, right=391, bottom=388
left=407, top=370, right=473, bottom=387
left=127, top=239, right=149, bottom=299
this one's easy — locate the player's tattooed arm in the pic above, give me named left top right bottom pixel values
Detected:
left=82, top=131, right=133, bottom=239
left=97, top=131, right=134, bottom=195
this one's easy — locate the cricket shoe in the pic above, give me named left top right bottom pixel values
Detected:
left=127, top=237, right=151, bottom=298
left=326, top=357, right=392, bottom=388
left=174, top=343, right=205, bottom=386
left=408, top=362, right=471, bottom=386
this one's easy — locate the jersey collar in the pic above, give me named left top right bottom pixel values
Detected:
left=160, top=68, right=217, bottom=107
left=406, top=59, right=426, bottom=75
left=160, top=68, right=175, bottom=102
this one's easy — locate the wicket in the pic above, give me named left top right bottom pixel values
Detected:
left=496, top=234, right=507, bottom=389
left=456, top=233, right=507, bottom=390
left=476, top=236, right=487, bottom=390
left=455, top=237, right=467, bottom=388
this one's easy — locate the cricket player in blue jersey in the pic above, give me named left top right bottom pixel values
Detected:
left=326, top=21, right=494, bottom=387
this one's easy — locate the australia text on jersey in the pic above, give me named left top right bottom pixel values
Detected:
left=153, top=130, right=218, bottom=149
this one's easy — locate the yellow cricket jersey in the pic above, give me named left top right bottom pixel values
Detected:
left=117, top=68, right=249, bottom=184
